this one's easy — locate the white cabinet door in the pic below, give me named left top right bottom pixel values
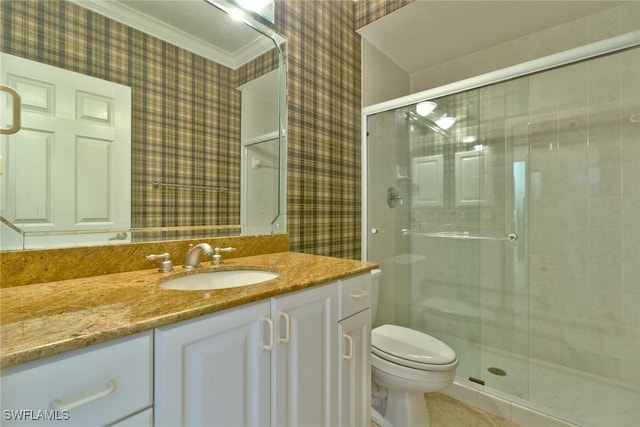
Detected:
left=272, top=283, right=338, bottom=427
left=338, top=309, right=371, bottom=427
left=154, top=301, right=272, bottom=427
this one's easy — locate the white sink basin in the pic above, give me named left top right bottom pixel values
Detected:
left=160, top=269, right=279, bottom=291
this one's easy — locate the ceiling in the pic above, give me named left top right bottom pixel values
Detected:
left=71, top=0, right=272, bottom=68
left=118, top=0, right=259, bottom=54
left=357, top=0, right=627, bottom=73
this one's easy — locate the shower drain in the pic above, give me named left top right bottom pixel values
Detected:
left=488, top=367, right=507, bottom=376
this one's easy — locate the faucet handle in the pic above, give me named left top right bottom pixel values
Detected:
left=212, top=247, right=236, bottom=264
left=215, top=247, right=236, bottom=253
left=145, top=253, right=173, bottom=272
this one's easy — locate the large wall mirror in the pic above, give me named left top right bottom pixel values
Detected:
left=0, top=0, right=287, bottom=251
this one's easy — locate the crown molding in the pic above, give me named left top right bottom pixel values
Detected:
left=69, top=0, right=274, bottom=69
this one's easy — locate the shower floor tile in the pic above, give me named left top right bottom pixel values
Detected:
left=479, top=346, right=640, bottom=427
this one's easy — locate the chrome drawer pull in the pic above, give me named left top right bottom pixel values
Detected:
left=51, top=379, right=117, bottom=410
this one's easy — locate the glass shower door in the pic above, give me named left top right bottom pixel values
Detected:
left=366, top=42, right=640, bottom=426
left=474, top=79, right=531, bottom=398
left=366, top=107, right=415, bottom=330
left=365, top=84, right=530, bottom=398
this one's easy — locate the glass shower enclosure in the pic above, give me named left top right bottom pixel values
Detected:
left=364, top=41, right=639, bottom=426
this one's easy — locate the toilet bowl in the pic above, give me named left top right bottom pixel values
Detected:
left=370, top=270, right=458, bottom=427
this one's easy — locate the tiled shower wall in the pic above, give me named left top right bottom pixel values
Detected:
left=526, top=46, right=640, bottom=384
left=411, top=2, right=640, bottom=385
left=412, top=48, right=640, bottom=385
left=364, top=0, right=639, bottom=384
left=1, top=0, right=277, bottom=232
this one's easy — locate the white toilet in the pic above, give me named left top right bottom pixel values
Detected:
left=370, top=269, right=458, bottom=427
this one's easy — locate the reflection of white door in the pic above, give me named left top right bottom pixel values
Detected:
left=454, top=148, right=493, bottom=206
left=0, top=54, right=131, bottom=241
left=411, top=154, right=444, bottom=207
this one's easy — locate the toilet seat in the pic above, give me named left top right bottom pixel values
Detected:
left=372, top=324, right=457, bottom=371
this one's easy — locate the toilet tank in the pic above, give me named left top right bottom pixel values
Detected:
left=371, top=269, right=382, bottom=322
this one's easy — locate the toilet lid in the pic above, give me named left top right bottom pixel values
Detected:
left=371, top=324, right=457, bottom=366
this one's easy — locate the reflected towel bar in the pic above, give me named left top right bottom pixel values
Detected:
left=401, top=229, right=518, bottom=241
left=152, top=181, right=229, bottom=192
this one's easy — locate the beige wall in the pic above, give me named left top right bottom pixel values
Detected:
left=361, top=39, right=410, bottom=107
left=409, top=2, right=640, bottom=93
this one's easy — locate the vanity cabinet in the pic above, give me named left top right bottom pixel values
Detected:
left=0, top=271, right=372, bottom=427
left=155, top=278, right=365, bottom=427
left=338, top=309, right=371, bottom=427
left=0, top=332, right=153, bottom=427
left=154, top=300, right=272, bottom=426
left=272, top=281, right=338, bottom=427
left=338, top=274, right=372, bottom=427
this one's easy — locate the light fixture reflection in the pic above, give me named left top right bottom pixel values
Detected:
left=462, top=136, right=477, bottom=143
left=416, top=101, right=437, bottom=117
left=236, top=0, right=272, bottom=13
left=435, top=115, right=456, bottom=130
left=229, top=10, right=246, bottom=22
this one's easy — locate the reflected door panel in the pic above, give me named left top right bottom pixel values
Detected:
left=0, top=53, right=131, bottom=247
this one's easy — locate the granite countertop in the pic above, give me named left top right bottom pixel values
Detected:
left=0, top=251, right=377, bottom=369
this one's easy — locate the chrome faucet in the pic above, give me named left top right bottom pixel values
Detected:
left=183, top=243, right=214, bottom=269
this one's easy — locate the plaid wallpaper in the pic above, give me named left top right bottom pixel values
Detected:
left=276, top=1, right=363, bottom=259
left=353, top=0, right=414, bottom=30
left=1, top=0, right=277, bottom=232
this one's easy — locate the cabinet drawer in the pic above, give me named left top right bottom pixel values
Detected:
left=339, top=273, right=372, bottom=320
left=1, top=332, right=152, bottom=427
left=108, top=407, right=153, bottom=427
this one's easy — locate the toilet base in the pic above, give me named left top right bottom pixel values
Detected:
left=372, top=389, right=430, bottom=427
